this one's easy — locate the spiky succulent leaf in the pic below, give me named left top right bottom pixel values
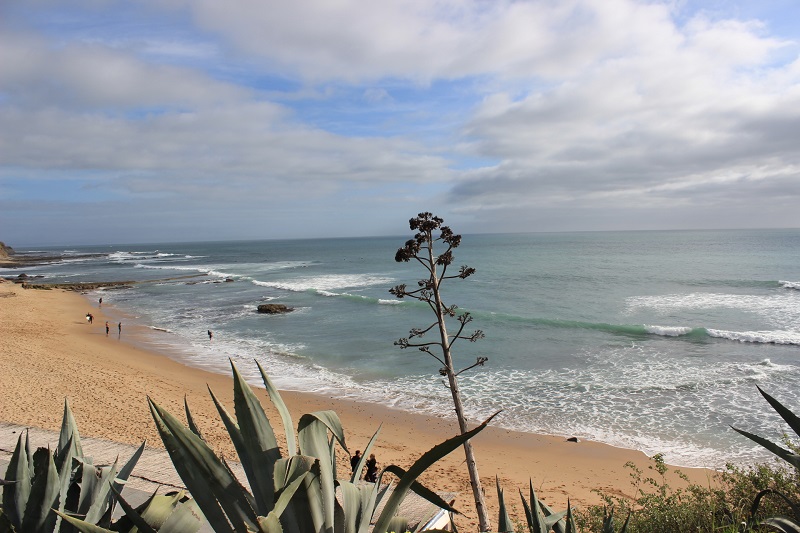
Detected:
left=158, top=494, right=205, bottom=533
left=84, top=461, right=122, bottom=524
left=230, top=360, right=282, bottom=516
left=58, top=398, right=84, bottom=460
left=271, top=456, right=317, bottom=533
left=258, top=513, right=285, bottom=533
left=385, top=516, right=408, bottom=533
left=757, top=387, right=800, bottom=439
left=54, top=511, right=115, bottom=533
left=337, top=481, right=364, bottom=533
left=540, top=499, right=568, bottom=532
left=149, top=397, right=254, bottom=533
left=372, top=412, right=497, bottom=533
left=3, top=432, right=32, bottom=529
left=565, top=500, right=577, bottom=533
left=298, top=412, right=347, bottom=533
left=495, top=477, right=513, bottom=533
left=381, top=465, right=457, bottom=514
left=21, top=447, right=60, bottom=533
left=109, top=485, right=160, bottom=533
left=350, top=425, right=381, bottom=484
left=256, top=360, right=296, bottom=455
left=759, top=516, right=800, bottom=533
left=184, top=396, right=204, bottom=440
left=732, top=427, right=800, bottom=469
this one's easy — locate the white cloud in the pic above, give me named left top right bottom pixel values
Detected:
left=2, top=0, right=800, bottom=243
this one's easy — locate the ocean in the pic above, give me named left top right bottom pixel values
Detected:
left=5, top=229, right=800, bottom=469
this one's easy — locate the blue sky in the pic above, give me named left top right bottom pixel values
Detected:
left=2, top=0, right=800, bottom=246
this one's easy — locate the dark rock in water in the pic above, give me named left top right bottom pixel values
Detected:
left=17, top=273, right=28, bottom=279
left=566, top=437, right=580, bottom=443
left=257, top=303, right=293, bottom=314
left=225, top=278, right=234, bottom=282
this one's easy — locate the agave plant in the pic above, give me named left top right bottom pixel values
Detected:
left=732, top=386, right=800, bottom=532
left=147, top=359, right=495, bottom=533
left=494, top=478, right=570, bottom=533
left=0, top=399, right=145, bottom=532
left=56, top=487, right=205, bottom=533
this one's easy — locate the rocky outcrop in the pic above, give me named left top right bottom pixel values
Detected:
left=257, top=303, right=294, bottom=314
left=0, top=242, right=14, bottom=259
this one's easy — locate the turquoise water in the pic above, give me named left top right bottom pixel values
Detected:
left=6, top=229, right=800, bottom=468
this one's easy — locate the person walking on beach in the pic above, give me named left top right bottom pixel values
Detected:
left=365, top=453, right=378, bottom=483
left=207, top=330, right=213, bottom=340
left=99, top=297, right=102, bottom=307
left=105, top=321, right=109, bottom=336
left=118, top=322, right=122, bottom=337
left=350, top=450, right=362, bottom=476
left=86, top=313, right=92, bottom=324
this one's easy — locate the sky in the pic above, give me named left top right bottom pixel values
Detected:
left=2, top=0, right=800, bottom=246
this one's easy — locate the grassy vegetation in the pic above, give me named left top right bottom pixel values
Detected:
left=570, top=453, right=800, bottom=532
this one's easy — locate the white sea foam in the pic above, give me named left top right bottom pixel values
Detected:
left=251, top=274, right=394, bottom=292
left=781, top=280, right=800, bottom=290
left=706, top=328, right=800, bottom=345
left=644, top=324, right=693, bottom=336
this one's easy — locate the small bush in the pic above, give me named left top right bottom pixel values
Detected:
left=573, top=453, right=800, bottom=533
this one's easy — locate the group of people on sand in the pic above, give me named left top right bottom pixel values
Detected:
left=85, top=312, right=121, bottom=337
left=350, top=450, right=378, bottom=482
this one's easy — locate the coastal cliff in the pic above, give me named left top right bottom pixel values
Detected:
left=0, top=241, right=14, bottom=259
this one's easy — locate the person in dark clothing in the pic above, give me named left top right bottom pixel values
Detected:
left=365, top=454, right=378, bottom=483
left=350, top=450, right=362, bottom=476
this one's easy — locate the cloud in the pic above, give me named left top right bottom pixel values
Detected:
left=2, top=0, right=800, bottom=243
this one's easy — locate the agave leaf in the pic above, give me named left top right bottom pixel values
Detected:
left=258, top=512, right=285, bottom=533
left=210, top=379, right=271, bottom=518
left=84, top=461, right=121, bottom=524
left=565, top=499, right=577, bottom=533
left=273, top=471, right=308, bottom=514
left=77, top=458, right=101, bottom=515
left=159, top=494, right=205, bottom=533
left=522, top=481, right=550, bottom=533
left=620, top=511, right=631, bottom=533
left=732, top=426, right=800, bottom=469
left=149, top=397, right=254, bottom=533
left=54, top=434, right=76, bottom=533
left=372, top=412, right=498, bottom=533
left=209, top=386, right=247, bottom=456
left=495, top=477, right=513, bottom=533
left=350, top=425, right=382, bottom=484
left=336, top=481, right=364, bottom=533
left=385, top=516, right=409, bottom=533
left=292, top=457, right=325, bottom=533
left=273, top=456, right=316, bottom=533
left=54, top=511, right=115, bottom=533
left=185, top=396, right=205, bottom=440
left=231, top=360, right=282, bottom=516
left=256, top=360, right=296, bottom=455
left=298, top=413, right=347, bottom=533
left=58, top=398, right=84, bottom=460
left=22, top=447, right=61, bottom=533
left=109, top=485, right=159, bottom=533
left=759, top=516, right=800, bottom=533
left=381, top=465, right=458, bottom=514
left=757, top=387, right=800, bottom=439
left=3, top=431, right=32, bottom=529
left=113, top=440, right=146, bottom=495
left=355, top=483, right=378, bottom=533
left=538, top=498, right=568, bottom=532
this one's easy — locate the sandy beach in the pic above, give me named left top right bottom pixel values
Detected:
left=0, top=280, right=717, bottom=529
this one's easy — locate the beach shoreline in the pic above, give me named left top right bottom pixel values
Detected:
left=0, top=280, right=717, bottom=529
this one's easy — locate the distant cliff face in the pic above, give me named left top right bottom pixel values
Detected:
left=0, top=242, right=14, bottom=259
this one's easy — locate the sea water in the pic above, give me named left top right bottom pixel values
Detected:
left=5, top=229, right=800, bottom=469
